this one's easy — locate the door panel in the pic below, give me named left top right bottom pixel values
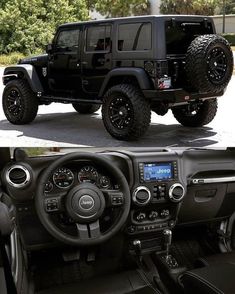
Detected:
left=48, top=28, right=82, bottom=93
left=82, top=24, right=112, bottom=94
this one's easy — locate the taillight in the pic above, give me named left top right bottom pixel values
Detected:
left=144, top=60, right=171, bottom=89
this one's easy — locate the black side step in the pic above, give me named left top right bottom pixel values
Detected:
left=40, top=96, right=102, bottom=104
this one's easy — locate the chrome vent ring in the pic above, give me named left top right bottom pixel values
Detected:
left=6, top=165, right=31, bottom=188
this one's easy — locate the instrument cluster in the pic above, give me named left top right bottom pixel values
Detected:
left=44, top=165, right=113, bottom=193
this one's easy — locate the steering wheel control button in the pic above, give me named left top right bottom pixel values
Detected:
left=45, top=198, right=59, bottom=212
left=169, top=183, right=185, bottom=202
left=110, top=192, right=124, bottom=206
left=133, top=186, right=151, bottom=206
left=79, top=195, right=95, bottom=211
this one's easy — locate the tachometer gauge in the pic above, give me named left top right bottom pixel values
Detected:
left=98, top=175, right=111, bottom=189
left=78, top=166, right=98, bottom=184
left=44, top=181, right=53, bottom=193
left=53, top=168, right=74, bottom=188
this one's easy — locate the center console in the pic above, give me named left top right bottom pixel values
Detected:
left=128, top=160, right=185, bottom=237
left=126, top=153, right=186, bottom=254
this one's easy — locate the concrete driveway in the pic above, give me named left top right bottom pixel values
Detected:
left=0, top=66, right=235, bottom=147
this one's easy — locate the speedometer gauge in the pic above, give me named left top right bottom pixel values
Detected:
left=53, top=168, right=74, bottom=188
left=78, top=166, right=98, bottom=184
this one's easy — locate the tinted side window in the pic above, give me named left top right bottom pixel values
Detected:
left=56, top=29, right=80, bottom=51
left=86, top=25, right=111, bottom=52
left=118, top=23, right=152, bottom=51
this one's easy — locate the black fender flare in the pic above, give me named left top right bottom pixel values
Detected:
left=98, top=67, right=151, bottom=97
left=3, top=64, right=44, bottom=93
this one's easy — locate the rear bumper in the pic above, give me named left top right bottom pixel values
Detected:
left=143, top=88, right=225, bottom=104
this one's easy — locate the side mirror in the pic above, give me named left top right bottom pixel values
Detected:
left=46, top=44, right=53, bottom=53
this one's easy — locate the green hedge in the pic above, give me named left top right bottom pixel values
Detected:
left=0, top=52, right=25, bottom=66
left=221, top=33, right=235, bottom=46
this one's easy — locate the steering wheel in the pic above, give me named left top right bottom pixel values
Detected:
left=35, top=152, right=131, bottom=246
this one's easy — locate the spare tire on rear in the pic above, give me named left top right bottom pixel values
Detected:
left=185, top=34, right=233, bottom=94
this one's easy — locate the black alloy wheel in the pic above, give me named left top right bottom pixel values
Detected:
left=207, top=47, right=228, bottom=84
left=2, top=79, right=38, bottom=125
left=6, top=88, right=23, bottom=117
left=102, top=84, right=151, bottom=140
left=108, top=96, right=133, bottom=131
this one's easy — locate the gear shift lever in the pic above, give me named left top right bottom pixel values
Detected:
left=133, top=239, right=143, bottom=262
left=163, top=229, right=172, bottom=259
left=162, top=229, right=178, bottom=268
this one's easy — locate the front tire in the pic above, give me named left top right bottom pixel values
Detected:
left=102, top=84, right=151, bottom=140
left=2, top=79, right=38, bottom=125
left=72, top=103, right=100, bottom=114
left=172, top=99, right=218, bottom=127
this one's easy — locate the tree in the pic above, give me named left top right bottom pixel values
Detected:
left=160, top=0, right=219, bottom=15
left=93, top=0, right=150, bottom=18
left=222, top=0, right=235, bottom=14
left=0, top=0, right=89, bottom=54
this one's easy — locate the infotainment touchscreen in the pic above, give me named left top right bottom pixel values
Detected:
left=143, top=163, right=173, bottom=181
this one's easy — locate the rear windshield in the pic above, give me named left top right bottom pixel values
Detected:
left=165, top=20, right=214, bottom=55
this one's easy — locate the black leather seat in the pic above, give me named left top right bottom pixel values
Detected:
left=37, top=269, right=160, bottom=294
left=196, top=252, right=235, bottom=267
left=181, top=263, right=235, bottom=294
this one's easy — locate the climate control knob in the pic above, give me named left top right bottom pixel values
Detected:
left=149, top=211, right=158, bottom=221
left=133, top=186, right=151, bottom=206
left=136, top=212, right=146, bottom=222
left=169, top=183, right=185, bottom=203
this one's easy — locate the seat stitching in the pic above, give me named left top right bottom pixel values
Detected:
left=184, top=272, right=224, bottom=294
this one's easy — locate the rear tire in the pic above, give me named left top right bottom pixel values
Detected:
left=2, top=79, right=38, bottom=125
left=72, top=103, right=100, bottom=114
left=172, top=99, right=218, bottom=127
left=102, top=84, right=151, bottom=140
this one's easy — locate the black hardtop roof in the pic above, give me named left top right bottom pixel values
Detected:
left=59, top=14, right=212, bottom=28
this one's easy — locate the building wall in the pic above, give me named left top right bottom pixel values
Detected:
left=212, top=15, right=235, bottom=33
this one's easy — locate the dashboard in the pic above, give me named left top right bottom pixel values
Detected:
left=1, top=148, right=235, bottom=251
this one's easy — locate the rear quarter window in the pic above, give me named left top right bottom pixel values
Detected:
left=118, top=22, right=152, bottom=51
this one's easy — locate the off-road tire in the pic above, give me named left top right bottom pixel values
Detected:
left=72, top=103, right=100, bottom=114
left=186, top=34, right=233, bottom=93
left=172, top=99, right=218, bottom=127
left=102, top=84, right=151, bottom=140
left=2, top=79, right=38, bottom=125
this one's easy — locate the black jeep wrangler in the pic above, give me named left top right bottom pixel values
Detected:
left=2, top=15, right=234, bottom=140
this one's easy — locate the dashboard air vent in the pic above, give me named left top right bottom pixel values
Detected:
left=6, top=165, right=31, bottom=188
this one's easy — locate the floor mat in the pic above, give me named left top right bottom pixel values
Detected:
left=31, top=251, right=121, bottom=291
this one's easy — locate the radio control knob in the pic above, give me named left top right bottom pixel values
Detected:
left=169, top=183, right=185, bottom=203
left=133, top=186, right=151, bottom=206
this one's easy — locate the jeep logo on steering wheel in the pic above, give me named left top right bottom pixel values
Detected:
left=79, top=195, right=95, bottom=210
